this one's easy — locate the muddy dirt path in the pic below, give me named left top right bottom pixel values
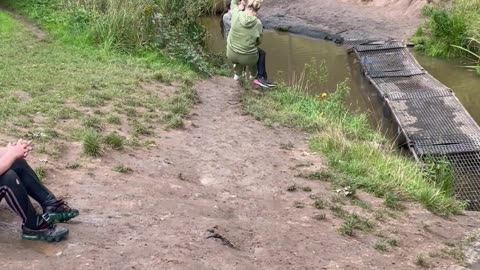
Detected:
left=260, top=0, right=426, bottom=41
left=1, top=77, right=480, bottom=269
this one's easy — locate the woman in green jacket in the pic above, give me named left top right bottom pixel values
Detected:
left=226, top=0, right=263, bottom=81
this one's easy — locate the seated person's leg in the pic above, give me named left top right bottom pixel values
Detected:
left=255, top=48, right=276, bottom=87
left=256, top=48, right=267, bottom=80
left=10, top=159, right=79, bottom=223
left=0, top=170, right=69, bottom=242
left=234, top=63, right=245, bottom=80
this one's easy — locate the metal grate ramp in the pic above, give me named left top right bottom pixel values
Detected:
left=358, top=49, right=425, bottom=78
left=371, top=75, right=452, bottom=100
left=353, top=42, right=480, bottom=210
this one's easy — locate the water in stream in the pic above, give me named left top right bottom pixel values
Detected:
left=201, top=17, right=480, bottom=128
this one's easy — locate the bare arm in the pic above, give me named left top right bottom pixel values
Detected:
left=0, top=144, right=25, bottom=175
left=0, top=147, right=7, bottom=157
left=231, top=0, right=241, bottom=16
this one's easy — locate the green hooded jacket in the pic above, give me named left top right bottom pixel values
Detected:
left=227, top=0, right=263, bottom=55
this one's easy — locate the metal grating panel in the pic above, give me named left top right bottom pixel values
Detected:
left=414, top=134, right=480, bottom=155
left=354, top=41, right=406, bottom=52
left=357, top=49, right=425, bottom=78
left=372, top=75, right=452, bottom=100
left=389, top=96, right=480, bottom=140
left=447, top=152, right=480, bottom=210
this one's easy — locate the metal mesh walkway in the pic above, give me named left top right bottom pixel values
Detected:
left=353, top=41, right=480, bottom=210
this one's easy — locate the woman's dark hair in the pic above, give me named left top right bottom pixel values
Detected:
left=220, top=0, right=231, bottom=38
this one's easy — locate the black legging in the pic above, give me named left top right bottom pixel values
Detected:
left=256, top=48, right=268, bottom=80
left=0, top=159, right=58, bottom=229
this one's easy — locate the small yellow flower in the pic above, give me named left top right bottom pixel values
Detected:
left=321, top=93, right=327, bottom=98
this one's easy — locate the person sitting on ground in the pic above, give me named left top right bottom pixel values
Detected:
left=0, top=139, right=79, bottom=242
left=225, top=0, right=275, bottom=88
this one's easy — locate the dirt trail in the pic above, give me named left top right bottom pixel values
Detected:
left=1, top=77, right=480, bottom=269
left=260, top=0, right=426, bottom=41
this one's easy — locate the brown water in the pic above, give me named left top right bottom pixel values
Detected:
left=201, top=17, right=480, bottom=126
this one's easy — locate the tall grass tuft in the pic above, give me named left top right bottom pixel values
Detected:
left=83, top=129, right=103, bottom=157
left=414, top=0, right=480, bottom=59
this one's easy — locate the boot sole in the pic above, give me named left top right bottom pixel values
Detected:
left=21, top=230, right=69, bottom=242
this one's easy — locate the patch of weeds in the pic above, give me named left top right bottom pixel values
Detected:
left=441, top=246, right=465, bottom=264
left=302, top=186, right=312, bottom=192
left=34, top=166, right=47, bottom=181
left=374, top=240, right=388, bottom=253
left=297, top=170, right=334, bottom=181
left=287, top=184, right=298, bottom=192
left=66, top=162, right=81, bottom=169
left=329, top=205, right=348, bottom=218
left=338, top=213, right=373, bottom=236
left=293, top=201, right=305, bottom=208
left=25, top=129, right=59, bottom=142
left=125, top=107, right=137, bottom=118
left=280, top=142, right=294, bottom=150
left=153, top=71, right=172, bottom=85
left=132, top=121, right=153, bottom=136
left=330, top=194, right=346, bottom=205
left=313, top=213, right=326, bottom=220
left=82, top=116, right=104, bottom=132
left=313, top=199, right=326, bottom=209
left=104, top=132, right=125, bottom=150
left=351, top=197, right=372, bottom=211
left=106, top=115, right=122, bottom=125
left=80, top=96, right=104, bottom=107
left=128, top=137, right=142, bottom=148
left=383, top=192, right=405, bottom=210
left=339, top=215, right=356, bottom=236
left=415, top=255, right=429, bottom=268
left=112, top=164, right=133, bottom=173
left=293, top=162, right=313, bottom=168
left=82, top=129, right=102, bottom=157
left=49, top=143, right=67, bottom=159
left=387, top=238, right=398, bottom=247
left=163, top=113, right=184, bottom=129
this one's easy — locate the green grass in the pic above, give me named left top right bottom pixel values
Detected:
left=112, top=164, right=133, bottom=173
left=244, top=74, right=463, bottom=216
left=313, top=199, right=326, bottom=209
left=104, top=132, right=125, bottom=150
left=415, top=255, right=429, bottom=268
left=82, top=129, right=102, bottom=157
left=3, top=0, right=222, bottom=74
left=34, top=166, right=47, bottom=181
left=162, top=84, right=198, bottom=129
left=413, top=0, right=480, bottom=60
left=338, top=213, right=373, bottom=236
left=374, top=240, right=388, bottom=253
left=0, top=9, right=202, bottom=159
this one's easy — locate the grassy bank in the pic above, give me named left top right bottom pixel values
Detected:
left=412, top=0, right=480, bottom=75
left=0, top=4, right=200, bottom=157
left=243, top=77, right=463, bottom=216
left=2, top=0, right=224, bottom=75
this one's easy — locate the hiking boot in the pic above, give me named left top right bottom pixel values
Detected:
left=21, top=222, right=69, bottom=242
left=253, top=77, right=270, bottom=88
left=45, top=200, right=79, bottom=223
